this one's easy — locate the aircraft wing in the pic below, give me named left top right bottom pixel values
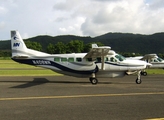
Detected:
left=140, top=54, right=157, bottom=61
left=83, top=44, right=111, bottom=70
left=83, top=45, right=111, bottom=59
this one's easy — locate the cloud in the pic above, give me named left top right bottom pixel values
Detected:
left=0, top=6, right=7, bottom=14
left=147, top=0, right=164, bottom=10
left=53, top=0, right=80, bottom=11
left=0, top=0, right=164, bottom=40
left=80, top=0, right=164, bottom=36
left=0, top=21, right=6, bottom=29
left=54, top=17, right=69, bottom=22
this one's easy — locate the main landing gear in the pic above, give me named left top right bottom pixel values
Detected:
left=89, top=73, right=98, bottom=85
left=141, top=71, right=147, bottom=76
left=136, top=71, right=142, bottom=84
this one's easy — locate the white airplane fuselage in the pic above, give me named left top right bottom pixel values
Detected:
left=12, top=51, right=148, bottom=78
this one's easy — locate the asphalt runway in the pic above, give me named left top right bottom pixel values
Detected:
left=0, top=75, right=164, bottom=120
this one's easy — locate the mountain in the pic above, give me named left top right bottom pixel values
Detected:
left=1, top=32, right=164, bottom=54
left=94, top=32, right=164, bottom=54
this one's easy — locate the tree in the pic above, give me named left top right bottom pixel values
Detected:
left=54, top=42, right=66, bottom=54
left=46, top=43, right=55, bottom=54
left=66, top=40, right=84, bottom=53
left=158, top=53, right=164, bottom=59
left=25, top=41, right=42, bottom=51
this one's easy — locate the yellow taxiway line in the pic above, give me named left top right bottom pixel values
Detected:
left=144, top=118, right=164, bottom=120
left=0, top=92, right=164, bottom=101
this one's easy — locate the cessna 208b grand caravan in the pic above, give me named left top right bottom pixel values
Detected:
left=11, top=30, right=151, bottom=84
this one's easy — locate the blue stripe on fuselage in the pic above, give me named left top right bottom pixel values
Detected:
left=12, top=58, right=98, bottom=75
left=95, top=61, right=143, bottom=67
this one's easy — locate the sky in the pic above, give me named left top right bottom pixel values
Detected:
left=0, top=0, right=164, bottom=40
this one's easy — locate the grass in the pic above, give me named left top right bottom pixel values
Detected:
left=0, top=60, right=62, bottom=76
left=146, top=69, right=164, bottom=75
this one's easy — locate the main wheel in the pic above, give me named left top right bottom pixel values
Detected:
left=90, top=78, right=98, bottom=85
left=141, top=71, right=147, bottom=76
left=136, top=78, right=142, bottom=84
left=143, top=72, right=147, bottom=76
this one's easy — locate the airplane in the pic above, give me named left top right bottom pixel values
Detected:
left=10, top=30, right=151, bottom=85
left=127, top=54, right=164, bottom=76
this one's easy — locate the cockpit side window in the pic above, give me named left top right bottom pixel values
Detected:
left=151, top=58, right=159, bottom=62
left=153, top=58, right=158, bottom=62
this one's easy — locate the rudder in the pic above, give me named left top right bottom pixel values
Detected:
left=11, top=31, right=28, bottom=57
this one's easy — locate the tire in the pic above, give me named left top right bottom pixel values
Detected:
left=136, top=78, right=142, bottom=84
left=142, top=72, right=147, bottom=76
left=141, top=71, right=147, bottom=76
left=91, top=78, right=98, bottom=85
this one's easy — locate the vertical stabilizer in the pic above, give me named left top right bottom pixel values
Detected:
left=11, top=31, right=28, bottom=57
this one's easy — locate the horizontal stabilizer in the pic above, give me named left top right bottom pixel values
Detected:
left=12, top=56, right=29, bottom=59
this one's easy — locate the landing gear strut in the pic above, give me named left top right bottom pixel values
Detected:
left=136, top=71, right=142, bottom=84
left=89, top=73, right=98, bottom=85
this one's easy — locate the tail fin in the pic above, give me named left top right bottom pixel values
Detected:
left=11, top=31, right=28, bottom=57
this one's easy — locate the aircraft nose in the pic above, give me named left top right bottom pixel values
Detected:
left=146, top=63, right=152, bottom=67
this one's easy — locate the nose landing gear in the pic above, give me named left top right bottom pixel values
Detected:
left=136, top=71, right=142, bottom=84
left=89, top=73, right=98, bottom=85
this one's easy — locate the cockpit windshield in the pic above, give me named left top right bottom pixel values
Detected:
left=157, top=57, right=163, bottom=62
left=151, top=57, right=163, bottom=62
left=115, top=54, right=126, bottom=61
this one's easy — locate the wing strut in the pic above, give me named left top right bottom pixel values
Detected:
left=84, top=44, right=111, bottom=71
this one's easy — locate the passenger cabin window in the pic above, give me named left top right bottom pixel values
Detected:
left=110, top=57, right=117, bottom=62
left=86, top=58, right=92, bottom=62
left=97, top=57, right=101, bottom=62
left=105, top=57, right=109, bottom=61
left=61, top=58, right=67, bottom=62
left=54, top=57, right=60, bottom=62
left=76, top=57, right=82, bottom=62
left=68, top=57, right=74, bottom=62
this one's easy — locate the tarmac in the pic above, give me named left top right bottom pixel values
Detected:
left=0, top=75, right=164, bottom=120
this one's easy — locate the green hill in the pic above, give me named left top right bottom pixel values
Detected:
left=1, top=32, right=164, bottom=54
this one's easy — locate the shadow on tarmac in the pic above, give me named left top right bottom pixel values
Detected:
left=10, top=78, right=50, bottom=88
left=0, top=78, right=113, bottom=88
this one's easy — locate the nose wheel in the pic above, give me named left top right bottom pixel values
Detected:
left=89, top=77, right=98, bottom=85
